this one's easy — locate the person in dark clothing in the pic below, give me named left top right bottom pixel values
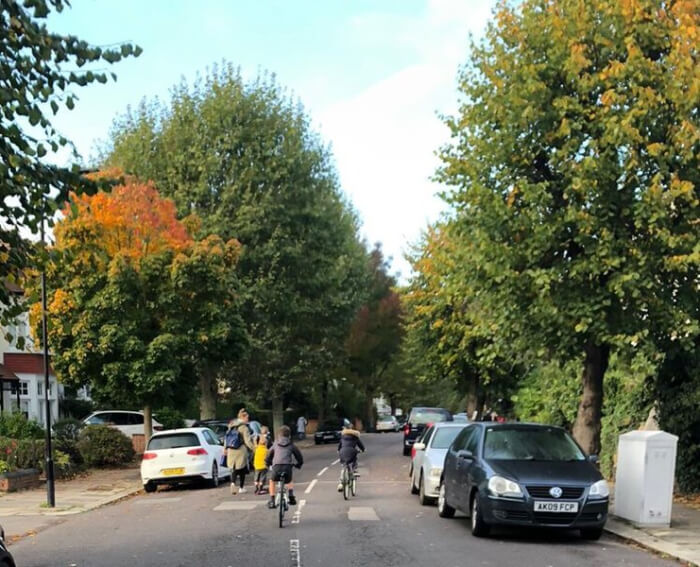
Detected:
left=337, top=427, right=365, bottom=491
left=265, top=425, right=303, bottom=508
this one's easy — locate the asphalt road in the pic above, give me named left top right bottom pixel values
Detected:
left=10, top=433, right=678, bottom=567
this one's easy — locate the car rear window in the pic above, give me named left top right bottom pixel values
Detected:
left=483, top=427, right=585, bottom=461
left=410, top=409, right=451, bottom=424
left=148, top=433, right=200, bottom=450
left=430, top=427, right=463, bottom=449
left=378, top=416, right=394, bottom=422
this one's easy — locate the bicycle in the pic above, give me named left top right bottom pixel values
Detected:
left=340, top=462, right=358, bottom=500
left=274, top=471, right=289, bottom=528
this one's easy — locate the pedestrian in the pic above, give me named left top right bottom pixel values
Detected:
left=226, top=408, right=255, bottom=495
left=337, top=424, right=365, bottom=491
left=253, top=435, right=269, bottom=494
left=260, top=425, right=272, bottom=448
left=296, top=415, right=308, bottom=440
left=265, top=425, right=304, bottom=508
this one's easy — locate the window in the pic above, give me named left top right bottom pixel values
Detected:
left=451, top=426, right=473, bottom=452
left=127, top=413, right=144, bottom=425
left=37, top=381, right=42, bottom=396
left=409, top=409, right=451, bottom=425
left=466, top=428, right=481, bottom=455
left=483, top=427, right=585, bottom=461
left=430, top=427, right=464, bottom=449
left=418, top=426, right=434, bottom=445
left=13, top=381, right=29, bottom=396
left=147, top=433, right=200, bottom=451
left=203, top=430, right=220, bottom=446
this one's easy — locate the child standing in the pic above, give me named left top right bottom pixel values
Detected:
left=253, top=436, right=269, bottom=494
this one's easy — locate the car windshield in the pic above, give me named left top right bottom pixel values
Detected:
left=483, top=428, right=585, bottom=461
left=148, top=433, right=200, bottom=450
left=411, top=410, right=451, bottom=424
left=430, top=427, right=463, bottom=449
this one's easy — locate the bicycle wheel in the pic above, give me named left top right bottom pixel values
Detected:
left=278, top=487, right=285, bottom=528
left=343, top=467, right=350, bottom=500
left=351, top=473, right=357, bottom=497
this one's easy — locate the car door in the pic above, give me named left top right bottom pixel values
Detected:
left=414, top=426, right=433, bottom=485
left=461, top=426, right=484, bottom=507
left=202, top=429, right=223, bottom=469
left=445, top=426, right=473, bottom=509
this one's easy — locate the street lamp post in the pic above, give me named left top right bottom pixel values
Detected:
left=39, top=203, right=55, bottom=508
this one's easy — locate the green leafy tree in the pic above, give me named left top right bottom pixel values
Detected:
left=103, top=64, right=367, bottom=427
left=438, top=0, right=699, bottom=454
left=0, top=0, right=139, bottom=319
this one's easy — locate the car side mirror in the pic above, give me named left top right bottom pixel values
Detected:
left=413, top=442, right=426, bottom=451
left=588, top=454, right=599, bottom=464
left=457, top=450, right=474, bottom=460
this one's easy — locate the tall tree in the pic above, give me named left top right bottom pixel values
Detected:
left=34, top=176, right=246, bottom=437
left=438, top=0, right=699, bottom=453
left=103, top=64, right=367, bottom=427
left=0, top=0, right=139, bottom=319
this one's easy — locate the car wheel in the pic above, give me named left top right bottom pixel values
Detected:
left=470, top=493, right=490, bottom=537
left=418, top=473, right=434, bottom=506
left=144, top=481, right=157, bottom=493
left=437, top=482, right=455, bottom=518
left=208, top=462, right=219, bottom=488
left=403, top=445, right=411, bottom=457
left=580, top=527, right=603, bottom=540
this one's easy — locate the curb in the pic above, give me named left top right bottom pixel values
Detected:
left=605, top=518, right=700, bottom=567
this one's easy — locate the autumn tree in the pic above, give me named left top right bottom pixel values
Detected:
left=0, top=0, right=139, bottom=320
left=438, top=0, right=699, bottom=454
left=102, top=64, right=367, bottom=428
left=37, top=176, right=246, bottom=437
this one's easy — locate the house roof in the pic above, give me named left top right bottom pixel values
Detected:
left=0, top=363, right=19, bottom=382
left=2, top=353, right=53, bottom=375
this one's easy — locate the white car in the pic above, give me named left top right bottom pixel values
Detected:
left=83, top=410, right=163, bottom=437
left=140, top=427, right=230, bottom=492
left=376, top=415, right=400, bottom=432
left=410, top=422, right=468, bottom=505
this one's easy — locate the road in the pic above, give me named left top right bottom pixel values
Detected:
left=10, top=432, right=676, bottom=567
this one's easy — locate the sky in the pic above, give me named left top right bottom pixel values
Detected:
left=47, top=0, right=496, bottom=279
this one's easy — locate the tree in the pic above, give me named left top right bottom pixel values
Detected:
left=34, top=176, right=246, bottom=437
left=438, top=0, right=699, bottom=454
left=102, top=64, right=367, bottom=428
left=0, top=0, right=139, bottom=319
left=347, top=245, right=403, bottom=431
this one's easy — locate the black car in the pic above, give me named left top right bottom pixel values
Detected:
left=0, top=525, right=16, bottom=567
left=437, top=422, right=609, bottom=539
left=314, top=420, right=345, bottom=445
left=191, top=419, right=229, bottom=443
left=402, top=407, right=452, bottom=456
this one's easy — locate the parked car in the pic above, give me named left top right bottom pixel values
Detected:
left=0, top=525, right=16, bottom=567
left=191, top=419, right=229, bottom=443
left=402, top=407, right=453, bottom=456
left=453, top=412, right=470, bottom=423
left=410, top=422, right=469, bottom=505
left=83, top=410, right=163, bottom=437
left=376, top=415, right=400, bottom=432
left=314, top=419, right=345, bottom=444
left=140, top=427, right=230, bottom=492
left=437, top=422, right=608, bottom=539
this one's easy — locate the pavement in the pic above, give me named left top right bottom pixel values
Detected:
left=3, top=432, right=693, bottom=567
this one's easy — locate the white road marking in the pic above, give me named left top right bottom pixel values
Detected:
left=348, top=506, right=380, bottom=521
left=317, top=466, right=329, bottom=477
left=292, top=499, right=307, bottom=524
left=304, top=479, right=317, bottom=494
left=213, top=501, right=260, bottom=511
left=331, top=458, right=340, bottom=465
left=136, top=497, right=182, bottom=504
left=290, top=538, right=301, bottom=566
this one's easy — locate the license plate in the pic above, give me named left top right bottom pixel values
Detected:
left=324, top=434, right=335, bottom=439
left=162, top=468, right=185, bottom=476
left=534, top=501, right=579, bottom=513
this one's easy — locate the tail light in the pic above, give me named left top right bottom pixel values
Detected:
left=142, top=452, right=157, bottom=460
left=426, top=422, right=434, bottom=429
left=403, top=424, right=410, bottom=435
left=187, top=448, right=207, bottom=456
left=411, top=446, right=417, bottom=459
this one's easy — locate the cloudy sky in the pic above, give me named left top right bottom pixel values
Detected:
left=48, top=0, right=496, bottom=279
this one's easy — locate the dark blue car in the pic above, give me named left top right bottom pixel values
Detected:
left=437, top=422, right=609, bottom=539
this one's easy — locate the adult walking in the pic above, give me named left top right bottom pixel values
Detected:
left=226, top=408, right=255, bottom=495
left=296, top=415, right=308, bottom=440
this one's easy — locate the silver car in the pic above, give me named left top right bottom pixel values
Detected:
left=410, top=422, right=469, bottom=505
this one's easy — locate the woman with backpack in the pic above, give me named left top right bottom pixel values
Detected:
left=226, top=408, right=255, bottom=495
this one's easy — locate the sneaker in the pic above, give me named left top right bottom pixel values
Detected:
left=288, top=494, right=297, bottom=506
left=238, top=487, right=247, bottom=494
left=230, top=483, right=237, bottom=495
left=337, top=483, right=343, bottom=492
left=267, top=499, right=277, bottom=509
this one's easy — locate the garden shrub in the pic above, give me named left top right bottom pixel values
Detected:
left=0, top=437, right=45, bottom=471
left=0, top=413, right=44, bottom=439
left=77, top=425, right=134, bottom=467
left=53, top=418, right=84, bottom=465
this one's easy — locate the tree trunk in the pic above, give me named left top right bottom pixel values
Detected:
left=143, top=405, right=153, bottom=442
left=572, top=343, right=610, bottom=456
left=464, top=373, right=480, bottom=419
left=318, top=379, right=328, bottom=426
left=272, top=397, right=284, bottom=434
left=199, top=370, right=217, bottom=420
left=365, top=392, right=376, bottom=432
left=389, top=394, right=397, bottom=416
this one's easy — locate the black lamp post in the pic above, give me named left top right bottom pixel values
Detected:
left=39, top=202, right=55, bottom=508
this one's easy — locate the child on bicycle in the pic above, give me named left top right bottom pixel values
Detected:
left=265, top=425, right=303, bottom=508
left=337, top=425, right=365, bottom=491
left=253, top=435, right=269, bottom=494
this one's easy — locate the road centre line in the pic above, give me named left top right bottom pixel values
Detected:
left=304, top=479, right=317, bottom=494
left=317, top=466, right=329, bottom=477
left=290, top=538, right=301, bottom=566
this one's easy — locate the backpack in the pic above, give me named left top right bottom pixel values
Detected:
left=225, top=426, right=243, bottom=449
